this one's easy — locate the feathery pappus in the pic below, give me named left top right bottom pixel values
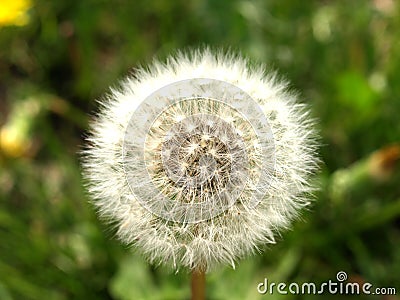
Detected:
left=81, top=49, right=320, bottom=272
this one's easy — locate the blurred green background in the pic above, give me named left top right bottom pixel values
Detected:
left=0, top=0, right=399, bottom=299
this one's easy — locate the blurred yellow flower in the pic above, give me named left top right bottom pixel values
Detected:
left=0, top=0, right=32, bottom=27
left=0, top=97, right=40, bottom=158
left=0, top=126, right=30, bottom=157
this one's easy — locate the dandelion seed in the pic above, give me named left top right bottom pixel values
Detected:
left=81, top=49, right=319, bottom=272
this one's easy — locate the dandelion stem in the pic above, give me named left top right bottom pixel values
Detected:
left=191, top=269, right=206, bottom=300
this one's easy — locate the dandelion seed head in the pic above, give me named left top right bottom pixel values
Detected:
left=82, top=49, right=319, bottom=272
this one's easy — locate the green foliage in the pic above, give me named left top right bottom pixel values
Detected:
left=1, top=0, right=399, bottom=299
